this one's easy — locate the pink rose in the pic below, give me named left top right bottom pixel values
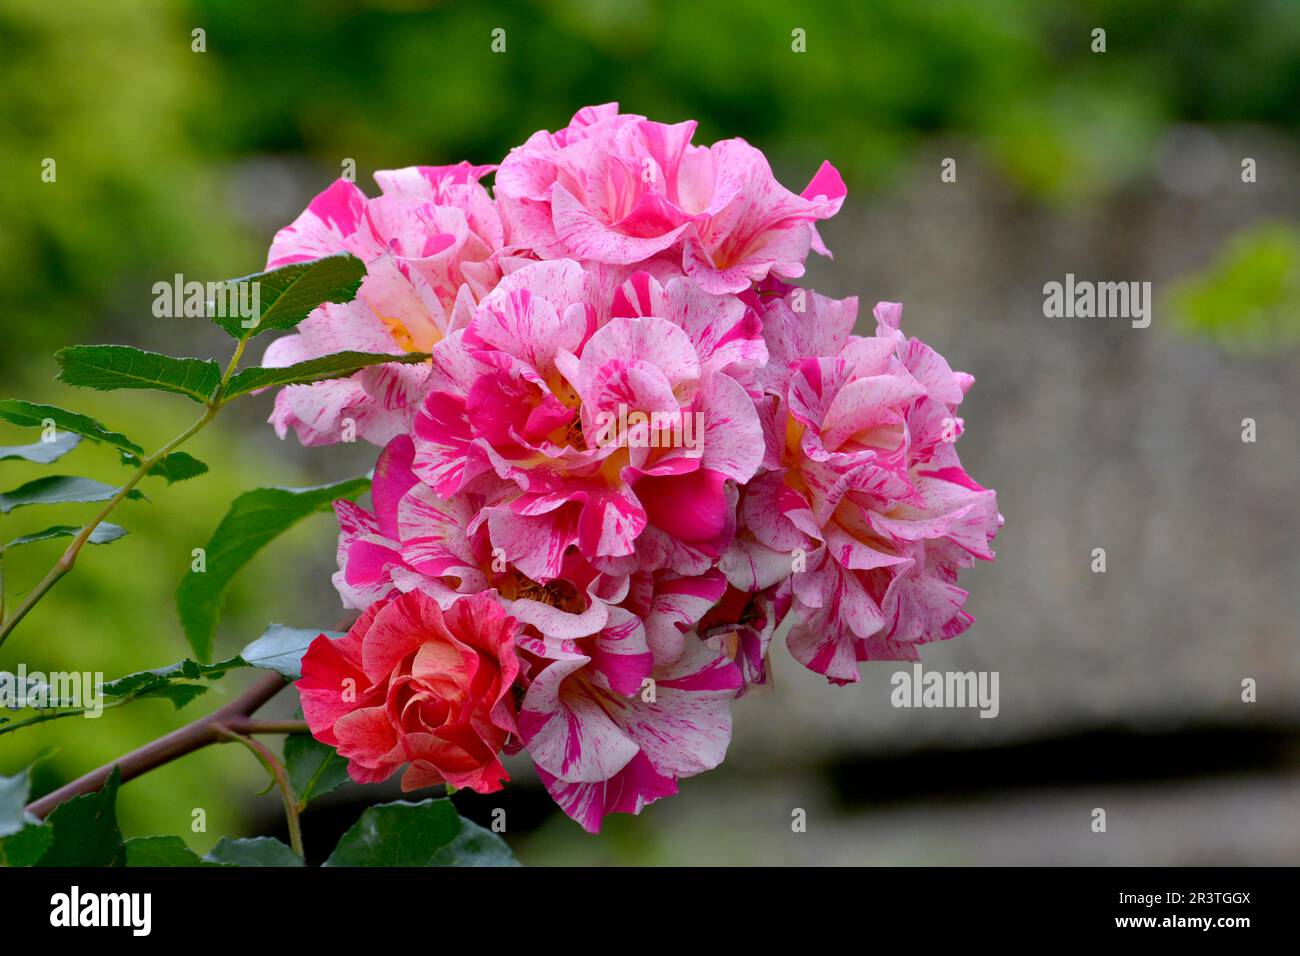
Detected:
left=296, top=590, right=522, bottom=793
left=741, top=300, right=1002, bottom=684
left=408, top=262, right=766, bottom=576
left=262, top=164, right=512, bottom=446
left=496, top=103, right=846, bottom=293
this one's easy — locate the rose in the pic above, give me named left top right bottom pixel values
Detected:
left=296, top=590, right=522, bottom=793
left=496, top=103, right=847, bottom=294
left=263, top=164, right=508, bottom=446
left=408, top=261, right=766, bottom=578
left=740, top=299, right=1002, bottom=683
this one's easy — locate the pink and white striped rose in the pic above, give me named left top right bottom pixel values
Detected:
left=263, top=165, right=515, bottom=446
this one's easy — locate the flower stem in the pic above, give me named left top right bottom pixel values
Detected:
left=0, top=403, right=219, bottom=650
left=0, top=329, right=255, bottom=651
left=214, top=723, right=305, bottom=859
left=217, top=335, right=249, bottom=396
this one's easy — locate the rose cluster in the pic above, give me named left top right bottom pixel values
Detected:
left=282, top=104, right=1001, bottom=831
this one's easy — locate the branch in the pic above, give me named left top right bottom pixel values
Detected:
left=235, top=719, right=310, bottom=735
left=24, top=671, right=289, bottom=819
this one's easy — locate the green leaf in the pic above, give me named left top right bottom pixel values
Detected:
left=223, top=350, right=431, bottom=400
left=205, top=836, right=304, bottom=867
left=56, top=345, right=222, bottom=404
left=0, top=822, right=53, bottom=866
left=0, top=630, right=342, bottom=736
left=142, top=684, right=210, bottom=709
left=0, top=655, right=242, bottom=736
left=0, top=761, right=54, bottom=866
left=99, top=657, right=243, bottom=706
left=240, top=624, right=342, bottom=681
left=0, top=400, right=143, bottom=456
left=125, top=835, right=222, bottom=867
left=37, top=766, right=126, bottom=866
left=285, top=733, right=350, bottom=805
left=0, top=475, right=145, bottom=514
left=323, top=798, right=518, bottom=867
left=212, top=254, right=365, bottom=340
left=4, top=522, right=128, bottom=549
left=176, top=477, right=369, bottom=660
left=0, top=763, right=38, bottom=837
left=0, top=431, right=81, bottom=464
left=121, top=450, right=209, bottom=484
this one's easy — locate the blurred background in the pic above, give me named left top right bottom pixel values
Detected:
left=2, top=0, right=1297, bottom=865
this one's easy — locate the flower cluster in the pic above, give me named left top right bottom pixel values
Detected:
left=284, top=105, right=1001, bottom=831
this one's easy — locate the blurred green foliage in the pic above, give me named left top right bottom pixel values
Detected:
left=0, top=0, right=244, bottom=366
left=183, top=0, right=1300, bottom=206
left=1166, top=224, right=1300, bottom=351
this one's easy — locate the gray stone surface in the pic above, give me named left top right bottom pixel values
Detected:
left=713, top=129, right=1300, bottom=765
left=518, top=770, right=1300, bottom=865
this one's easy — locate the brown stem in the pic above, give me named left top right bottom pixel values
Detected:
left=232, top=719, right=309, bottom=735
left=24, top=671, right=288, bottom=819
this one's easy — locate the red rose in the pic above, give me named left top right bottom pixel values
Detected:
left=297, top=590, right=521, bottom=793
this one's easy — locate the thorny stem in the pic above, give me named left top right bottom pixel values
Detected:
left=13, top=332, right=315, bottom=835
left=0, top=406, right=217, bottom=649
left=23, top=608, right=358, bottom=819
left=0, top=333, right=253, bottom=651
left=214, top=723, right=305, bottom=859
left=24, top=671, right=290, bottom=819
